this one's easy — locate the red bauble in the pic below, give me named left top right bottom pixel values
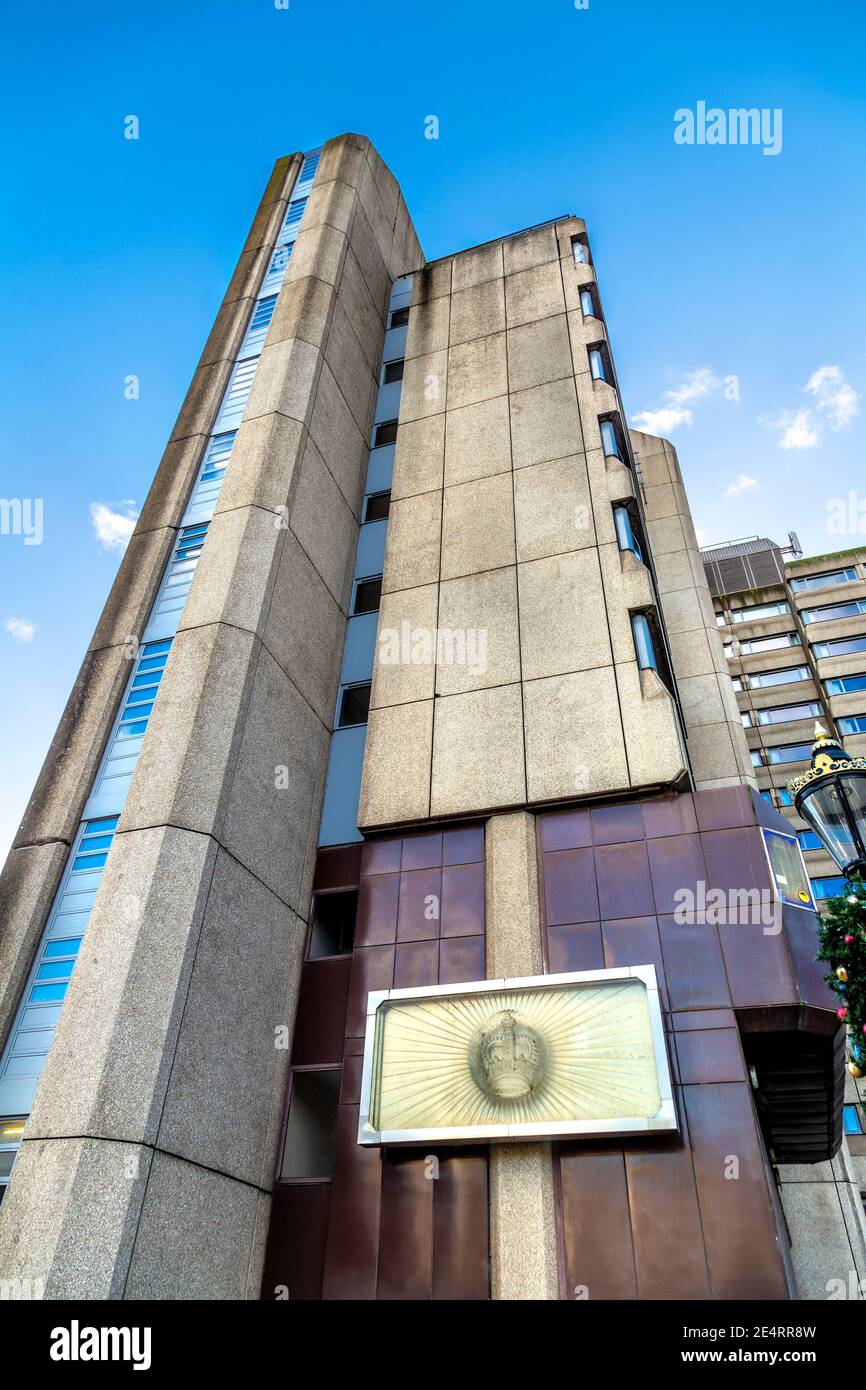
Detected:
left=845, top=934, right=855, bottom=943
left=838, top=1007, right=848, bottom=1019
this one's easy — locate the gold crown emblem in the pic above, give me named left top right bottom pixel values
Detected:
left=469, top=1010, right=548, bottom=1103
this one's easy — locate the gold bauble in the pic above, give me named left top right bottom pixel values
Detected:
left=848, top=1061, right=865, bottom=1079
left=836, top=967, right=849, bottom=983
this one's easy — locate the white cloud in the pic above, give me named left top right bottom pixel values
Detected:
left=725, top=473, right=759, bottom=498
left=664, top=368, right=720, bottom=406
left=762, top=365, right=859, bottom=451
left=804, top=364, right=859, bottom=431
left=632, top=405, right=694, bottom=434
left=632, top=367, right=721, bottom=435
left=6, top=617, right=35, bottom=643
left=771, top=407, right=820, bottom=451
left=89, top=502, right=138, bottom=552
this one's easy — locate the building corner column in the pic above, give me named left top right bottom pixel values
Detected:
left=485, top=811, right=559, bottom=1300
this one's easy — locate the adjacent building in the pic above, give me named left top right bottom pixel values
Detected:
left=0, top=134, right=863, bottom=1300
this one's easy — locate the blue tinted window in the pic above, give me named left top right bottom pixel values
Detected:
left=36, top=960, right=74, bottom=982
left=30, top=983, right=68, bottom=1003
left=72, top=852, right=108, bottom=871
left=826, top=674, right=866, bottom=695
left=812, top=876, right=846, bottom=900
left=43, top=939, right=81, bottom=959
left=797, top=831, right=822, bottom=851
left=77, top=834, right=113, bottom=852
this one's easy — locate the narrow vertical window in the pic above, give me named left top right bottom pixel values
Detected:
left=613, top=505, right=643, bottom=563
left=600, top=418, right=623, bottom=461
left=631, top=613, right=657, bottom=671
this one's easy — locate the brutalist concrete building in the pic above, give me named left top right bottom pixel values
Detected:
left=0, top=134, right=864, bottom=1300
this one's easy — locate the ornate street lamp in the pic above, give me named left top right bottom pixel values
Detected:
left=788, top=723, right=866, bottom=878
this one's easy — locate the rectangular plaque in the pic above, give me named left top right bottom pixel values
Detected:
left=760, top=826, right=817, bottom=912
left=358, top=965, right=676, bottom=1145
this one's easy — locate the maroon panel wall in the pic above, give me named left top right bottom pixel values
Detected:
left=540, top=785, right=838, bottom=1301
left=263, top=825, right=489, bottom=1300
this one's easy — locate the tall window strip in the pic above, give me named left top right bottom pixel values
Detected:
left=0, top=150, right=320, bottom=1147
left=0, top=816, right=120, bottom=1118
left=318, top=274, right=413, bottom=847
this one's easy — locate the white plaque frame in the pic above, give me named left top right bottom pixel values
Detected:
left=357, top=964, right=677, bottom=1146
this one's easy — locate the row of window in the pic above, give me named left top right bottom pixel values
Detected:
left=317, top=276, right=413, bottom=846
left=751, top=728, right=865, bottom=766
left=721, top=593, right=866, bottom=627
left=741, top=700, right=866, bottom=735
left=727, top=630, right=866, bottom=660
left=733, top=668, right=866, bottom=699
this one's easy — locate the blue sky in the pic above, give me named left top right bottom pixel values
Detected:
left=2, top=0, right=865, bottom=860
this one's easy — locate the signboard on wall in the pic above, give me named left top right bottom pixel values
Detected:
left=358, top=965, right=677, bottom=1146
left=760, top=826, right=817, bottom=911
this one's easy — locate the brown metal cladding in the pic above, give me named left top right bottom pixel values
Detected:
left=321, top=1103, right=383, bottom=1300
left=683, top=1082, right=792, bottom=1299
left=558, top=1150, right=638, bottom=1299
left=289, top=956, right=351, bottom=1066
left=624, top=1146, right=711, bottom=1300
left=268, top=824, right=489, bottom=1300
left=376, top=1151, right=435, bottom=1300
left=432, top=1148, right=489, bottom=1300
left=261, top=1184, right=331, bottom=1301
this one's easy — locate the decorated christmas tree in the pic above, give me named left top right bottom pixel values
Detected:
left=815, top=873, right=866, bottom=1084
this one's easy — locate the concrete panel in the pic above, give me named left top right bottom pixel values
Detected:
left=215, top=412, right=305, bottom=517
left=381, top=490, right=442, bottom=594
left=505, top=260, right=566, bottom=327
left=431, top=684, right=525, bottom=816
left=0, top=1135, right=153, bottom=1299
left=441, top=473, right=516, bottom=581
left=370, top=583, right=439, bottom=708
left=359, top=700, right=434, bottom=827
left=447, top=332, right=508, bottom=410
left=509, top=377, right=583, bottom=469
left=0, top=842, right=69, bottom=1042
left=513, top=454, right=595, bottom=562
left=13, top=646, right=135, bottom=850
left=399, top=348, right=448, bottom=422
left=507, top=314, right=572, bottom=393
left=391, top=414, right=445, bottom=500
left=156, top=852, right=305, bottom=1188
left=518, top=550, right=612, bottom=680
left=523, top=669, right=629, bottom=802
left=436, top=567, right=521, bottom=696
left=125, top=1150, right=261, bottom=1300
left=220, top=646, right=327, bottom=911
left=449, top=278, right=506, bottom=346
left=444, top=394, right=512, bottom=486
left=289, top=436, right=357, bottom=606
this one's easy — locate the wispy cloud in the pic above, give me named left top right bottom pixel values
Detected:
left=6, top=617, right=35, bottom=643
left=89, top=501, right=138, bottom=552
left=804, top=365, right=859, bottom=431
left=762, top=365, right=859, bottom=450
left=631, top=405, right=694, bottom=434
left=725, top=473, right=759, bottom=498
left=632, top=368, right=721, bottom=434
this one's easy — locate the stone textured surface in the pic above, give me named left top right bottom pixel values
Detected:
left=485, top=813, right=559, bottom=1300
left=635, top=427, right=753, bottom=790
left=359, top=221, right=692, bottom=831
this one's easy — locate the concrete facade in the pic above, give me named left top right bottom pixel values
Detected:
left=360, top=221, right=699, bottom=833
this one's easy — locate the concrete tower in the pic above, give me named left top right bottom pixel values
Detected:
left=0, top=135, right=862, bottom=1300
